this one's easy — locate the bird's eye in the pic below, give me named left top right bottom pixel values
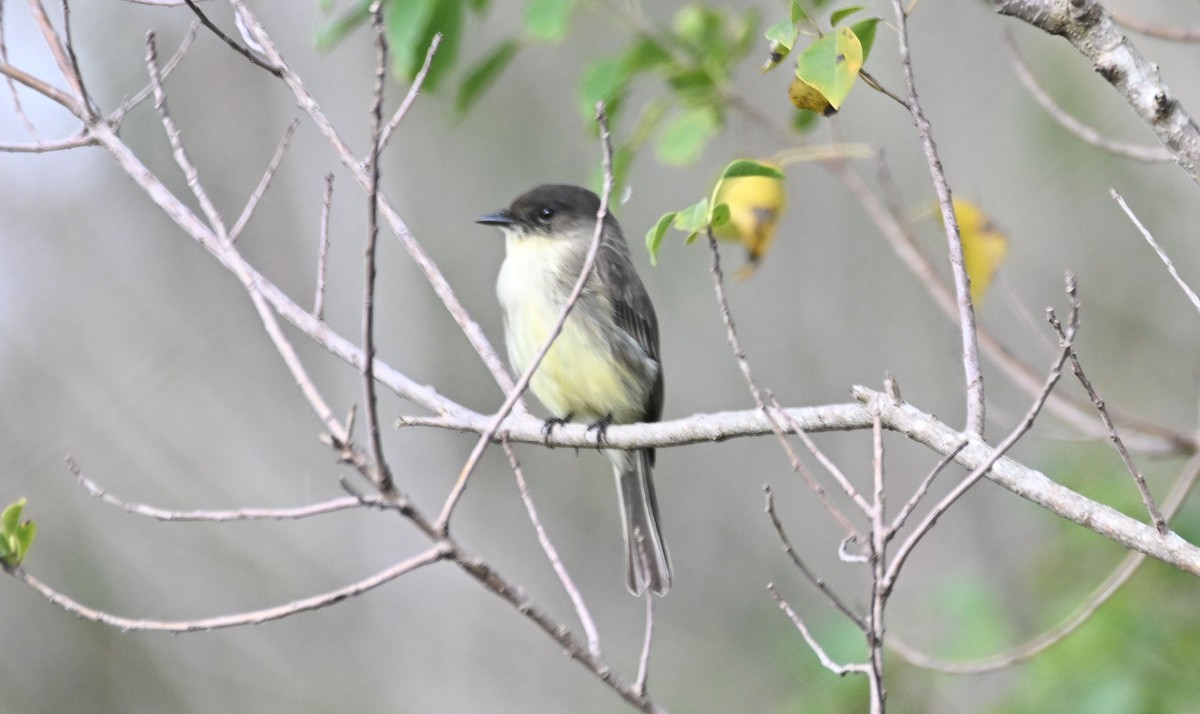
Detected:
left=537, top=206, right=556, bottom=222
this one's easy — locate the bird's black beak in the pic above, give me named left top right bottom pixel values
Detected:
left=476, top=211, right=515, bottom=227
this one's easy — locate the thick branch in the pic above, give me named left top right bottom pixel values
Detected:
left=994, top=0, right=1200, bottom=185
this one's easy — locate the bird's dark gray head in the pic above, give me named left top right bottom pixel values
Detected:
left=476, top=184, right=606, bottom=237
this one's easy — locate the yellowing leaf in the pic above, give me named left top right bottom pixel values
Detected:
left=946, top=199, right=1009, bottom=304
left=713, top=161, right=787, bottom=276
left=794, top=26, right=864, bottom=111
left=788, top=75, right=837, bottom=116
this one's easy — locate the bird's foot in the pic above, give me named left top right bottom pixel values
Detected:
left=541, top=413, right=574, bottom=446
left=585, top=414, right=614, bottom=450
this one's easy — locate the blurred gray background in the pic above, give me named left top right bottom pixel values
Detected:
left=3, top=1, right=1200, bottom=712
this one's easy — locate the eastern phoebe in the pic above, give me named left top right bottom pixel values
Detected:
left=477, top=184, right=671, bottom=596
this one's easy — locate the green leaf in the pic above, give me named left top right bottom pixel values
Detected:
left=790, top=0, right=807, bottom=24
left=579, top=55, right=628, bottom=120
left=414, top=0, right=464, bottom=90
left=721, top=158, right=786, bottom=180
left=456, top=40, right=520, bottom=114
left=850, top=17, right=881, bottom=62
left=0, top=499, right=34, bottom=568
left=315, top=0, right=371, bottom=49
left=829, top=5, right=864, bottom=26
left=710, top=202, right=731, bottom=227
left=795, top=25, right=863, bottom=111
left=655, top=106, right=720, bottom=166
left=765, top=20, right=799, bottom=51
left=524, top=0, right=573, bottom=41
left=646, top=212, right=677, bottom=265
left=623, top=35, right=673, bottom=75
left=384, top=0, right=438, bottom=75
left=673, top=198, right=710, bottom=233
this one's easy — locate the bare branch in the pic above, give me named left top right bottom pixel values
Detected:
left=361, top=2, right=394, bottom=495
left=373, top=33, right=442, bottom=166
left=705, top=232, right=865, bottom=542
left=768, top=583, right=871, bottom=677
left=0, top=134, right=93, bottom=152
left=59, top=0, right=95, bottom=120
left=1113, top=10, right=1200, bottom=42
left=1048, top=273, right=1167, bottom=533
left=765, top=486, right=866, bottom=630
left=994, top=0, right=1200, bottom=186
left=145, top=31, right=227, bottom=238
left=11, top=545, right=449, bottom=631
left=66, top=456, right=375, bottom=521
left=888, top=439, right=969, bottom=539
left=1113, top=189, right=1200, bottom=315
left=1, top=0, right=42, bottom=138
left=504, top=438, right=601, bottom=659
left=314, top=173, right=334, bottom=320
left=226, top=0, right=519, bottom=399
left=109, top=22, right=198, bottom=128
left=890, top=452, right=1200, bottom=673
left=1006, top=32, right=1172, bottom=162
left=830, top=157, right=1193, bottom=456
left=182, top=0, right=280, bottom=76
left=891, top=0, right=985, bottom=436
left=883, top=284, right=1079, bottom=592
left=230, top=118, right=299, bottom=241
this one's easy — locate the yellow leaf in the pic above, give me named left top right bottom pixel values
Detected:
left=946, top=199, right=1009, bottom=304
left=787, top=75, right=837, bottom=116
left=714, top=163, right=788, bottom=277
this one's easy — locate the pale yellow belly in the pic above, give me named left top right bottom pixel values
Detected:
left=497, top=236, right=645, bottom=423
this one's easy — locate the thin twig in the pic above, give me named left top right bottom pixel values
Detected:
left=109, top=22, right=198, bottom=128
left=1006, top=33, right=1172, bottom=163
left=67, top=456, right=378, bottom=521
left=765, top=486, right=866, bottom=630
left=768, top=583, right=871, bottom=677
left=771, top=394, right=872, bottom=516
left=705, top=232, right=865, bottom=542
left=1, top=0, right=42, bottom=139
left=60, top=0, right=95, bottom=120
left=829, top=156, right=1193, bottom=455
left=0, top=134, right=94, bottom=152
left=1113, top=189, right=1200, bottom=315
left=503, top=437, right=601, bottom=659
left=1113, top=10, right=1200, bottom=42
left=889, top=451, right=1200, bottom=673
left=27, top=0, right=83, bottom=103
left=182, top=0, right=280, bottom=76
left=371, top=33, right=441, bottom=167
left=1047, top=276, right=1167, bottom=534
left=145, top=31, right=227, bottom=238
left=887, top=439, right=969, bottom=539
left=13, top=544, right=449, bottom=631
left=866, top=401, right=887, bottom=714
left=882, top=277, right=1081, bottom=594
left=230, top=118, right=299, bottom=241
left=361, top=2, right=394, bottom=495
left=434, top=102, right=616, bottom=535
left=891, top=0, right=984, bottom=436
left=227, top=0, right=519, bottom=401
left=314, top=173, right=334, bottom=320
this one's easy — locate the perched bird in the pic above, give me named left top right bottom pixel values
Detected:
left=477, top=184, right=671, bottom=595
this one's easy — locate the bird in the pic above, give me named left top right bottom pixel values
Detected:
left=477, top=184, right=671, bottom=595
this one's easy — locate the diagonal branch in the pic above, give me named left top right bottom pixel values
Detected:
left=994, top=0, right=1200, bottom=186
left=891, top=0, right=985, bottom=436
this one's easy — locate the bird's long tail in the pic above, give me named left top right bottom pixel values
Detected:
left=613, top=448, right=671, bottom=595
